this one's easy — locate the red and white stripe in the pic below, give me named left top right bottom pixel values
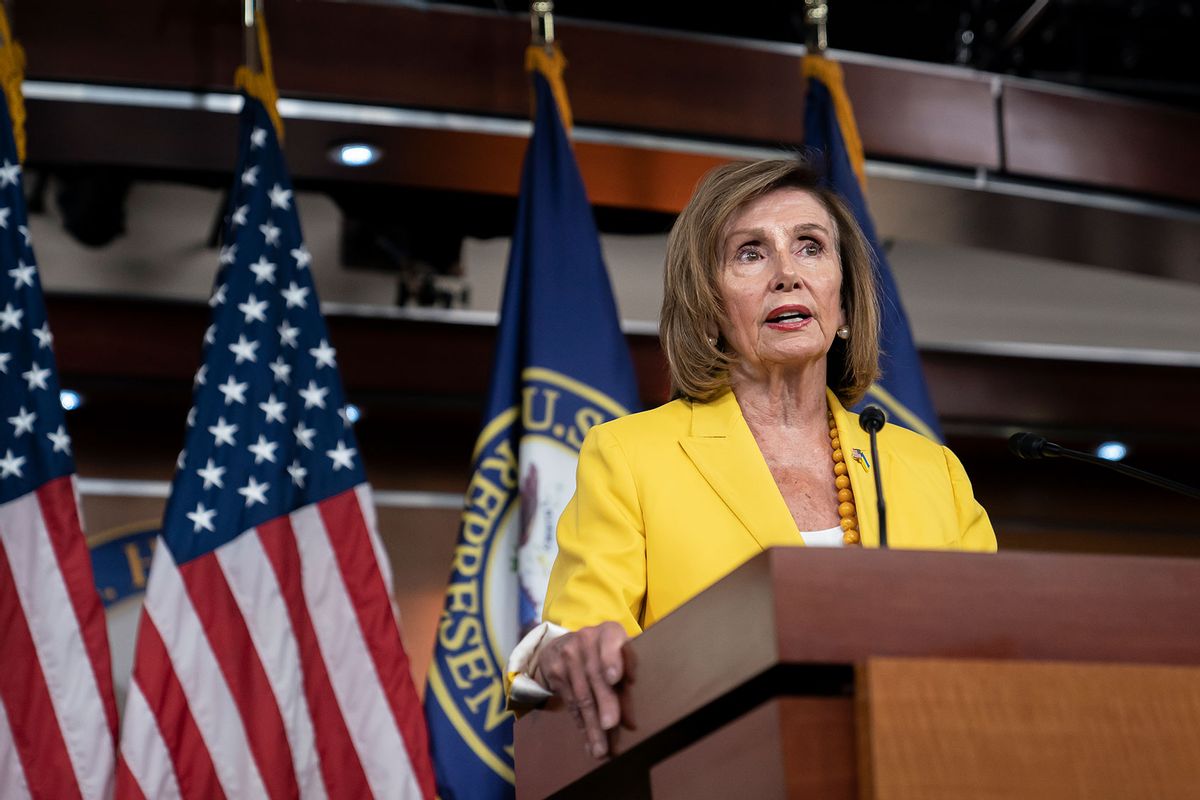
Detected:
left=117, top=484, right=435, bottom=800
left=0, top=475, right=119, bottom=800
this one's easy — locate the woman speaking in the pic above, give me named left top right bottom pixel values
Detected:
left=509, top=158, right=996, bottom=758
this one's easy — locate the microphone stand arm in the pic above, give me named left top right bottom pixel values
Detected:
left=1047, top=444, right=1200, bottom=501
left=868, top=428, right=887, bottom=547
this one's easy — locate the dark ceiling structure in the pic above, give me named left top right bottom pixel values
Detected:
left=457, top=0, right=1200, bottom=110
left=16, top=0, right=1198, bottom=288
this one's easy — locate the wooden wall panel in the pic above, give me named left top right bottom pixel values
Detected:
left=19, top=0, right=1197, bottom=202
left=1004, top=84, right=1200, bottom=204
left=843, top=61, right=998, bottom=168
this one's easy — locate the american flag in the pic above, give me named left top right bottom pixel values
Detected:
left=115, top=91, right=435, bottom=799
left=0, top=94, right=119, bottom=796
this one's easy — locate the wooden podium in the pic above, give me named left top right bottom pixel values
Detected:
left=515, top=548, right=1200, bottom=799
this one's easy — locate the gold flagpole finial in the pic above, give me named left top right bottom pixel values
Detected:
left=804, top=0, right=829, bottom=54
left=531, top=1, right=555, bottom=53
left=525, top=1, right=572, bottom=131
left=0, top=6, right=27, bottom=162
left=235, top=0, right=284, bottom=141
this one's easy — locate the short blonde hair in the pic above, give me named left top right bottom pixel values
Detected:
left=660, top=158, right=881, bottom=406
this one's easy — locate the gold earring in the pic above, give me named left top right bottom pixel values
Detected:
left=836, top=325, right=850, bottom=340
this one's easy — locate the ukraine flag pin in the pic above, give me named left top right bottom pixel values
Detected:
left=852, top=448, right=871, bottom=471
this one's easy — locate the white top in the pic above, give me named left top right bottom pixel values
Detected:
left=800, top=525, right=845, bottom=547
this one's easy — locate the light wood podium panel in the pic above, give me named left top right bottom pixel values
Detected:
left=860, top=658, right=1200, bottom=800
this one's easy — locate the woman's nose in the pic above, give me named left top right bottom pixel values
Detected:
left=773, top=257, right=801, bottom=291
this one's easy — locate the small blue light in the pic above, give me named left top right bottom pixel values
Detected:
left=59, top=389, right=82, bottom=411
left=345, top=404, right=361, bottom=424
left=333, top=143, right=381, bottom=167
left=1095, top=441, right=1128, bottom=462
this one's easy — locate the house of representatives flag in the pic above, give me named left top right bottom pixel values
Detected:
left=424, top=46, right=640, bottom=800
left=802, top=55, right=943, bottom=440
left=0, top=13, right=119, bottom=800
left=115, top=25, right=435, bottom=799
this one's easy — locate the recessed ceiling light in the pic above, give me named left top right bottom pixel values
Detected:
left=60, top=389, right=83, bottom=411
left=331, top=142, right=381, bottom=167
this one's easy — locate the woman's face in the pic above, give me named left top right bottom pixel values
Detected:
left=717, top=187, right=846, bottom=375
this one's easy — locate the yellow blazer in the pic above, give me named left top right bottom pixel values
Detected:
left=543, top=388, right=996, bottom=636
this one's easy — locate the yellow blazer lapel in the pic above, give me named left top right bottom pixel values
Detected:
left=679, top=390, right=800, bottom=550
left=827, top=388, right=879, bottom=548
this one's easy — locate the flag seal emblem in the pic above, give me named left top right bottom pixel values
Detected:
left=427, top=366, right=629, bottom=782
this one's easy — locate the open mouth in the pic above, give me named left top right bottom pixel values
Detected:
left=765, top=306, right=812, bottom=324
left=765, top=311, right=811, bottom=323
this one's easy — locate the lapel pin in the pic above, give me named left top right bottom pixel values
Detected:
left=852, top=448, right=871, bottom=471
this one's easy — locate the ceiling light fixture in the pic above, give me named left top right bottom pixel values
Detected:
left=60, top=389, right=83, bottom=411
left=330, top=142, right=382, bottom=168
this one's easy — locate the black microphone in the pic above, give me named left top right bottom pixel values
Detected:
left=1007, top=432, right=1063, bottom=460
left=858, top=406, right=888, bottom=547
left=1007, top=433, right=1200, bottom=501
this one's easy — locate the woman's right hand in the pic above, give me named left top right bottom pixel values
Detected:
left=533, top=621, right=631, bottom=759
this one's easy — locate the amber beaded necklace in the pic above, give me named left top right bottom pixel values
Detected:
left=828, top=410, right=861, bottom=546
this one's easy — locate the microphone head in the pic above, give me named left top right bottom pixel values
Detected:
left=1008, top=432, right=1048, bottom=460
left=859, top=405, right=887, bottom=434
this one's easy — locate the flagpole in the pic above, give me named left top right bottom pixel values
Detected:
left=235, top=0, right=284, bottom=142
left=244, top=0, right=261, bottom=73
left=804, top=0, right=828, bottom=53
left=530, top=1, right=555, bottom=52
left=525, top=2, right=572, bottom=132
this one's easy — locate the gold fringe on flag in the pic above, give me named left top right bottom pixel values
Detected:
left=0, top=7, right=27, bottom=163
left=525, top=44, right=573, bottom=133
left=234, top=11, right=285, bottom=142
left=801, top=55, right=867, bottom=191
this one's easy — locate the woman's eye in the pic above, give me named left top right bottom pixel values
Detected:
left=799, top=239, right=823, bottom=256
left=735, top=247, right=763, bottom=263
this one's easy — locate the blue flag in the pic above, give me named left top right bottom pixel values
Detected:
left=803, top=56, right=942, bottom=440
left=424, top=50, right=640, bottom=799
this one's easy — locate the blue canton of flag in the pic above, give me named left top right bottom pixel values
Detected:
left=803, top=56, right=943, bottom=441
left=162, top=98, right=363, bottom=557
left=0, top=158, right=70, bottom=502
left=424, top=51, right=640, bottom=800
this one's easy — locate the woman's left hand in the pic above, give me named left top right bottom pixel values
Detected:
left=533, top=621, right=631, bottom=758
